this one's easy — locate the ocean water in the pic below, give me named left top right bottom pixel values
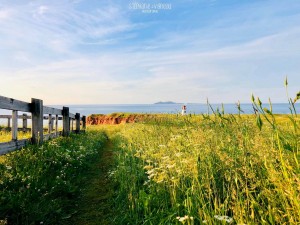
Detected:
left=0, top=103, right=299, bottom=126
left=0, top=103, right=299, bottom=116
left=58, top=103, right=299, bottom=116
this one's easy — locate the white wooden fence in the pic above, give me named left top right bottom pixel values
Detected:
left=0, top=95, right=86, bottom=155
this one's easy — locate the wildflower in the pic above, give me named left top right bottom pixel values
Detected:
left=108, top=170, right=116, bottom=177
left=176, top=215, right=193, bottom=223
left=166, top=164, right=175, bottom=169
left=143, top=180, right=150, bottom=186
left=146, top=169, right=155, bottom=175
left=214, top=215, right=233, bottom=223
left=148, top=173, right=155, bottom=179
left=175, top=152, right=182, bottom=157
left=143, top=165, right=153, bottom=170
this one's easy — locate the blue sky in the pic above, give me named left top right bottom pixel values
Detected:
left=0, top=0, right=299, bottom=104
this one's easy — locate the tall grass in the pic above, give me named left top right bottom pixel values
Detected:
left=0, top=79, right=299, bottom=224
left=0, top=130, right=31, bottom=143
left=109, top=85, right=300, bottom=224
left=0, top=131, right=108, bottom=224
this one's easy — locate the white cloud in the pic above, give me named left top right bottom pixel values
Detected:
left=0, top=8, right=13, bottom=20
left=37, top=5, right=48, bottom=15
left=0, top=1, right=134, bottom=57
left=0, top=1, right=300, bottom=104
left=3, top=24, right=299, bottom=104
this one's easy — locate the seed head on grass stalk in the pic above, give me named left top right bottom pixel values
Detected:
left=293, top=91, right=300, bottom=104
left=106, top=89, right=300, bottom=224
left=256, top=114, right=263, bottom=131
left=236, top=101, right=244, bottom=117
left=268, top=97, right=273, bottom=113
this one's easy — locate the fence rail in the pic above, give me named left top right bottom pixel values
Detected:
left=0, top=95, right=86, bottom=155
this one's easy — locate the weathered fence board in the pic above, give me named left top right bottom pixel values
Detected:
left=55, top=115, right=59, bottom=135
left=31, top=98, right=43, bottom=145
left=44, top=132, right=61, bottom=141
left=62, top=107, right=70, bottom=136
left=69, top=113, right=75, bottom=119
left=0, top=139, right=30, bottom=155
left=75, top=113, right=80, bottom=134
left=22, top=113, right=28, bottom=131
left=0, top=115, right=63, bottom=120
left=82, top=116, right=86, bottom=129
left=0, top=96, right=31, bottom=112
left=43, top=106, right=62, bottom=115
left=0, top=95, right=85, bottom=155
left=12, top=110, right=18, bottom=141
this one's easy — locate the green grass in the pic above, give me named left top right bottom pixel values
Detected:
left=0, top=131, right=108, bottom=224
left=0, top=112, right=299, bottom=224
left=107, top=111, right=299, bottom=224
left=0, top=81, right=299, bottom=224
left=0, top=130, right=31, bottom=142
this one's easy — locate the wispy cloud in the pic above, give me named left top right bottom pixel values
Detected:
left=0, top=2, right=134, bottom=56
left=0, top=8, right=13, bottom=20
left=0, top=0, right=300, bottom=104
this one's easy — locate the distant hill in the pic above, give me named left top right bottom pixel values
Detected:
left=154, top=101, right=179, bottom=104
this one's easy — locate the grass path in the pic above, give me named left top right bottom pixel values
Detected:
left=66, top=139, right=115, bottom=225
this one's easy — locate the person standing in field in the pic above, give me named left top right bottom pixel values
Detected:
left=181, top=105, right=187, bottom=115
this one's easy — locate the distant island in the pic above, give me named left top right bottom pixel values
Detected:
left=154, top=101, right=179, bottom=104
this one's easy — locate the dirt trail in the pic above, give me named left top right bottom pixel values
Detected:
left=66, top=140, right=115, bottom=225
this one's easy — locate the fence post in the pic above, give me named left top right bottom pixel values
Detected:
left=7, top=118, right=11, bottom=129
left=48, top=114, right=52, bottom=133
left=82, top=116, right=86, bottom=130
left=12, top=110, right=18, bottom=141
left=62, top=107, right=70, bottom=136
left=51, top=117, right=54, bottom=131
left=31, top=98, right=43, bottom=145
left=71, top=118, right=74, bottom=131
left=75, top=113, right=80, bottom=133
left=55, top=115, right=58, bottom=137
left=22, top=113, right=28, bottom=132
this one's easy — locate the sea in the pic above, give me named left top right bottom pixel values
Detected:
left=65, top=103, right=299, bottom=116
left=1, top=103, right=299, bottom=116
left=0, top=103, right=299, bottom=126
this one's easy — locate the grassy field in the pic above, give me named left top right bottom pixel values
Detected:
left=0, top=131, right=108, bottom=224
left=0, top=94, right=299, bottom=224
left=106, top=112, right=299, bottom=224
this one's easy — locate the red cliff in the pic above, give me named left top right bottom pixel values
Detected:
left=86, top=113, right=152, bottom=125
